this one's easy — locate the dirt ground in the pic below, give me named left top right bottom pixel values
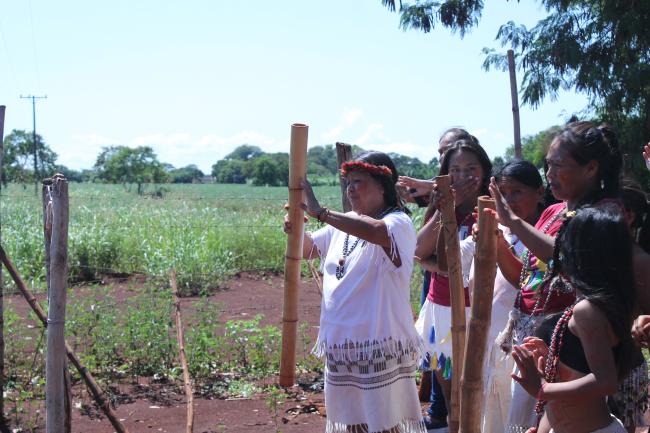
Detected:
left=7, top=272, right=328, bottom=433
left=7, top=273, right=650, bottom=433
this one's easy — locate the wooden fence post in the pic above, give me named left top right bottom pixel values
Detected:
left=0, top=104, right=10, bottom=433
left=335, top=142, right=352, bottom=212
left=279, top=123, right=308, bottom=387
left=45, top=174, right=69, bottom=433
left=0, top=246, right=131, bottom=433
left=436, top=175, right=466, bottom=433
left=508, top=49, right=522, bottom=159
left=170, top=270, right=194, bottom=433
left=459, top=196, right=497, bottom=433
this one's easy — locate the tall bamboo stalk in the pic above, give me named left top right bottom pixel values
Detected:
left=436, top=175, right=466, bottom=433
left=0, top=104, right=9, bottom=433
left=170, top=270, right=194, bottom=433
left=279, top=123, right=308, bottom=387
left=0, top=246, right=130, bottom=433
left=508, top=49, right=522, bottom=159
left=459, top=196, right=497, bottom=433
left=335, top=142, right=352, bottom=212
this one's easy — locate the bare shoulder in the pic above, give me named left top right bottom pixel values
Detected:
left=572, top=299, right=606, bottom=322
left=571, top=299, right=611, bottom=340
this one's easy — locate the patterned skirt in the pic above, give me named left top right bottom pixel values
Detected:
left=323, top=343, right=426, bottom=433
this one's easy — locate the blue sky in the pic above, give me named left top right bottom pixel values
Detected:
left=0, top=1, right=589, bottom=173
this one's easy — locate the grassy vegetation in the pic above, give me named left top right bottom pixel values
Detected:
left=1, top=182, right=427, bottom=430
left=2, top=183, right=349, bottom=294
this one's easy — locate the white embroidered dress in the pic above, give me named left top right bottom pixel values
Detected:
left=311, top=211, right=425, bottom=433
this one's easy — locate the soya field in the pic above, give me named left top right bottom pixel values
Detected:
left=0, top=182, right=425, bottom=431
left=3, top=183, right=352, bottom=294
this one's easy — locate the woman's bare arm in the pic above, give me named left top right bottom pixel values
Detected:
left=416, top=211, right=441, bottom=261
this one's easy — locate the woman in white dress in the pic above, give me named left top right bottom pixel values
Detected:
left=284, top=151, right=425, bottom=433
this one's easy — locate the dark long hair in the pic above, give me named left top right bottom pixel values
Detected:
left=556, top=205, right=636, bottom=378
left=621, top=178, right=650, bottom=254
left=350, top=151, right=404, bottom=211
left=495, top=159, right=543, bottom=189
left=439, top=138, right=492, bottom=196
left=495, top=159, right=547, bottom=214
left=549, top=121, right=622, bottom=206
left=423, top=129, right=479, bottom=224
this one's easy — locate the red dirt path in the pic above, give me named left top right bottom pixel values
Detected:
left=7, top=272, right=327, bottom=433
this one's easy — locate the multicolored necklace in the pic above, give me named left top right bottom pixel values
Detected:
left=515, top=205, right=568, bottom=315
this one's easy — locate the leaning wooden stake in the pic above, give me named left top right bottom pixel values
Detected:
left=170, top=270, right=194, bottom=433
left=508, top=49, right=522, bottom=159
left=279, top=123, right=308, bottom=387
left=436, top=175, right=466, bottom=433
left=0, top=104, right=9, bottom=433
left=0, top=245, right=131, bottom=433
left=335, top=142, right=353, bottom=212
left=459, top=196, right=497, bottom=433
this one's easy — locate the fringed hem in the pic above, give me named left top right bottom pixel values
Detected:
left=312, top=336, right=424, bottom=363
left=505, top=425, right=533, bottom=433
left=325, top=418, right=426, bottom=433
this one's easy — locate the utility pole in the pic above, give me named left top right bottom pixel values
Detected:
left=20, top=94, right=47, bottom=194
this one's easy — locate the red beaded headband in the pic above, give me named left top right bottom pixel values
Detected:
left=340, top=161, right=393, bottom=178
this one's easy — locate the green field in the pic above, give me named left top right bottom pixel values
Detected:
left=2, top=182, right=425, bottom=295
left=0, top=182, right=428, bottom=429
left=2, top=183, right=342, bottom=294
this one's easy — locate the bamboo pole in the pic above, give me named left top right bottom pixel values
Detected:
left=508, top=49, right=522, bottom=159
left=45, top=175, right=69, bottom=433
left=279, top=123, right=308, bottom=387
left=436, top=175, right=466, bottom=433
left=0, top=104, right=9, bottom=433
left=335, top=142, right=352, bottom=212
left=459, top=196, right=497, bottom=433
left=170, top=270, right=194, bottom=433
left=0, top=245, right=131, bottom=433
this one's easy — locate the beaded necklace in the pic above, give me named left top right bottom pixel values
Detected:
left=534, top=298, right=580, bottom=421
left=335, top=206, right=399, bottom=280
left=515, top=205, right=567, bottom=314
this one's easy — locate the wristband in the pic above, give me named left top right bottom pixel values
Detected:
left=316, top=207, right=330, bottom=223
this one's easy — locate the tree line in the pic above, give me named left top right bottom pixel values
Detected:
left=3, top=125, right=647, bottom=193
left=0, top=130, right=446, bottom=191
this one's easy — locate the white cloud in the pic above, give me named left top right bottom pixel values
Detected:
left=354, top=123, right=386, bottom=146
left=471, top=127, right=489, bottom=139
left=57, top=131, right=280, bottom=173
left=131, top=133, right=192, bottom=147
left=321, top=108, right=363, bottom=142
